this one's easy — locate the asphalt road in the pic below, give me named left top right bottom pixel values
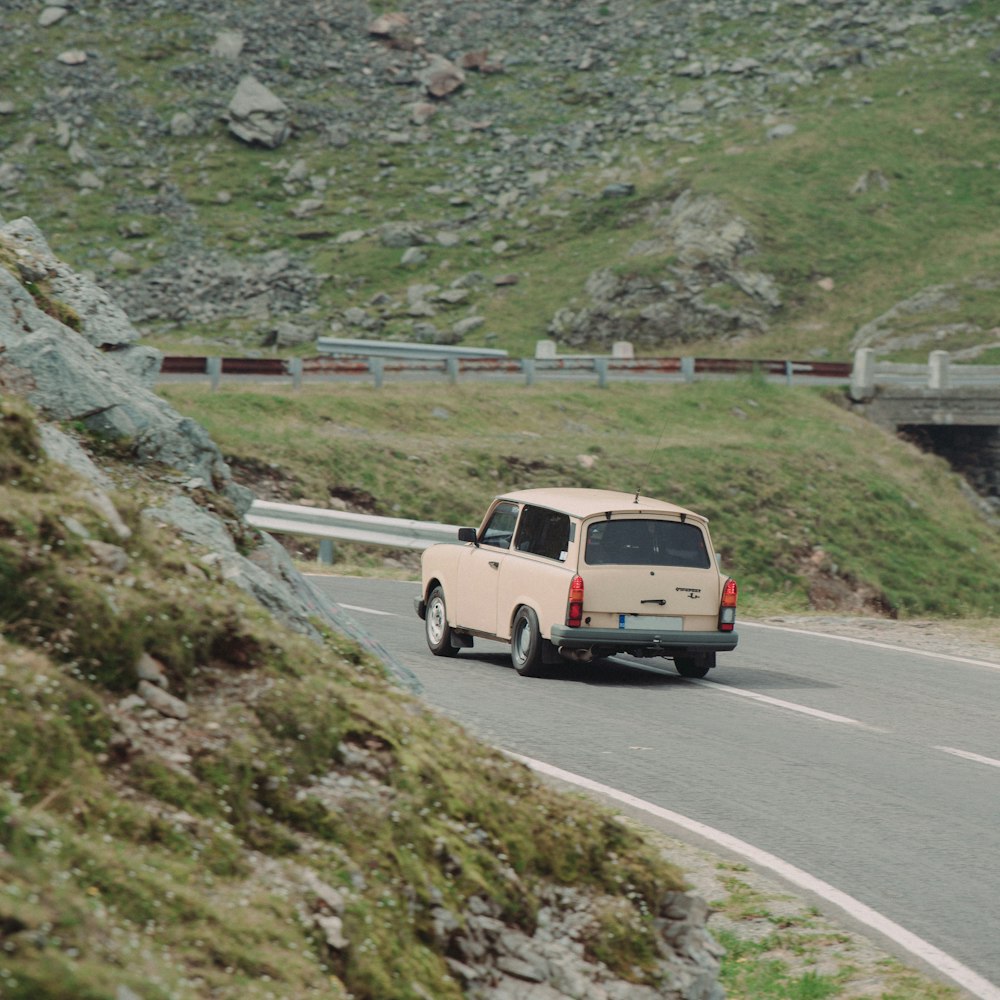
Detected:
left=310, top=575, right=1000, bottom=998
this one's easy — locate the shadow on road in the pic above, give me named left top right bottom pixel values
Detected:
left=453, top=651, right=688, bottom=687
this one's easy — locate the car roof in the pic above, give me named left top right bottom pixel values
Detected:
left=495, top=487, right=707, bottom=523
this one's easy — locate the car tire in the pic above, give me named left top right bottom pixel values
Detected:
left=511, top=606, right=545, bottom=677
left=425, top=586, right=460, bottom=657
left=674, top=654, right=715, bottom=679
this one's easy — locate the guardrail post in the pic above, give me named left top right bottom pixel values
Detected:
left=318, top=538, right=335, bottom=565
left=928, top=350, right=951, bottom=390
left=849, top=348, right=875, bottom=401
left=523, top=358, right=535, bottom=387
left=595, top=357, right=609, bottom=388
left=288, top=356, right=303, bottom=390
left=446, top=356, right=459, bottom=384
left=370, top=357, right=384, bottom=388
left=785, top=360, right=794, bottom=386
left=207, top=356, right=222, bottom=391
left=681, top=356, right=695, bottom=383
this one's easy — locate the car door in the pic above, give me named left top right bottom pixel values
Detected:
left=454, top=500, right=520, bottom=636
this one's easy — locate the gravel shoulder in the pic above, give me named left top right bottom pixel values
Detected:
left=754, top=613, right=1000, bottom=665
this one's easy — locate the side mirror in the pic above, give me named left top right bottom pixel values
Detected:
left=458, top=527, right=478, bottom=545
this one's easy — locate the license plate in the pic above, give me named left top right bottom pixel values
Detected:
left=618, top=614, right=682, bottom=630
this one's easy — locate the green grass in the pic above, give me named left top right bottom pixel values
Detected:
left=157, top=378, right=1000, bottom=619
left=1, top=396, right=706, bottom=1000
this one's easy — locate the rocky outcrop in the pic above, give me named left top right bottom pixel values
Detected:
left=436, top=887, right=724, bottom=1000
left=0, top=215, right=419, bottom=688
left=0, top=217, right=244, bottom=497
left=849, top=278, right=1000, bottom=354
left=549, top=191, right=781, bottom=349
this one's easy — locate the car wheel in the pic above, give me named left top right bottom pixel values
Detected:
left=674, top=654, right=715, bottom=679
left=425, top=586, right=460, bottom=657
left=511, top=606, right=545, bottom=677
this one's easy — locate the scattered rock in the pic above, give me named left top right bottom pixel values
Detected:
left=138, top=679, right=189, bottom=720
left=226, top=75, right=290, bottom=149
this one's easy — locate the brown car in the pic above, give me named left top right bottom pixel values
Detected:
left=415, top=488, right=738, bottom=678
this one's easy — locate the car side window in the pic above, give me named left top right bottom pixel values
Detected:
left=480, top=501, right=520, bottom=549
left=514, top=505, right=571, bottom=561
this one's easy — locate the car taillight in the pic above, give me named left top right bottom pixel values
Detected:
left=719, top=578, right=737, bottom=632
left=567, top=575, right=584, bottom=628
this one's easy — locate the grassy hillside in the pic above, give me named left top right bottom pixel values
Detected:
left=158, top=378, right=1000, bottom=620
left=1, top=395, right=710, bottom=999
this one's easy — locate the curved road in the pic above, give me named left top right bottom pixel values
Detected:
left=310, top=575, right=1000, bottom=998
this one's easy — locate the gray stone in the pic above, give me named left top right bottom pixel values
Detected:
left=38, top=422, right=113, bottom=490
left=766, top=122, right=797, bottom=140
left=227, top=76, right=290, bottom=149
left=136, top=652, right=169, bottom=689
left=419, top=54, right=465, bottom=98
left=169, top=111, right=197, bottom=137
left=39, top=7, right=70, bottom=28
left=379, top=223, right=428, bottom=248
left=85, top=539, right=129, bottom=573
left=137, top=680, right=188, bottom=720
left=210, top=30, right=245, bottom=60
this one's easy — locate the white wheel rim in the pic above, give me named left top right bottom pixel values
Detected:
left=427, top=598, right=445, bottom=644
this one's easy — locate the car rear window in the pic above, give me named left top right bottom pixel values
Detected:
left=585, top=518, right=711, bottom=568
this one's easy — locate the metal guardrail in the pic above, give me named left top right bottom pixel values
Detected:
left=316, top=336, right=509, bottom=360
left=160, top=354, right=853, bottom=388
left=246, top=499, right=460, bottom=553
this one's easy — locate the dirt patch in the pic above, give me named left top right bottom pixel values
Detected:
left=226, top=454, right=303, bottom=502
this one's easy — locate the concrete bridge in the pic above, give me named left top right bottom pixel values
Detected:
left=849, top=349, right=1000, bottom=502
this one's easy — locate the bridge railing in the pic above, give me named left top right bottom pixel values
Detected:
left=850, top=349, right=1000, bottom=401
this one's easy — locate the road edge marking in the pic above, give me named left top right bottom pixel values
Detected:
left=507, top=750, right=1000, bottom=1000
left=935, top=746, right=1000, bottom=770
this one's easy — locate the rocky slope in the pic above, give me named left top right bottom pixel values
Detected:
left=1, top=0, right=995, bottom=355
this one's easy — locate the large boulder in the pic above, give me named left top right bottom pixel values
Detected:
left=226, top=75, right=291, bottom=148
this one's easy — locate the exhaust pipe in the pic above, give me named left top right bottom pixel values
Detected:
left=559, top=647, right=593, bottom=663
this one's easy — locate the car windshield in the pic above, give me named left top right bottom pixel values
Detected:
left=584, top=518, right=711, bottom=568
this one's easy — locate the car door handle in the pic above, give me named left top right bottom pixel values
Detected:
left=489, top=560, right=500, bottom=569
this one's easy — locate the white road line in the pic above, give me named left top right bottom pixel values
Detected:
left=692, top=679, right=881, bottom=730
left=744, top=620, right=1000, bottom=671
left=337, top=603, right=397, bottom=617
left=935, top=746, right=1000, bottom=770
left=508, top=751, right=1000, bottom=1000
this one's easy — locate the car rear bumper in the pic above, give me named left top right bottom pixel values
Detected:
left=549, top=625, right=738, bottom=656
